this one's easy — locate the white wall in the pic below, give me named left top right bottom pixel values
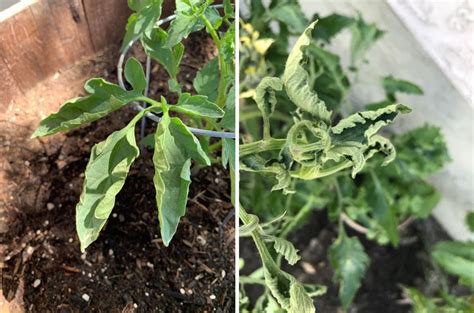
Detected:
left=241, top=0, right=474, bottom=239
left=299, top=0, right=474, bottom=240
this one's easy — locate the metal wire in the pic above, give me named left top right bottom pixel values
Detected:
left=117, top=4, right=235, bottom=140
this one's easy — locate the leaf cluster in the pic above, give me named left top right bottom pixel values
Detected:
left=239, top=1, right=451, bottom=312
left=33, top=0, right=235, bottom=251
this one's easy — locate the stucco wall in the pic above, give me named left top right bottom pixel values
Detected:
left=299, top=0, right=474, bottom=240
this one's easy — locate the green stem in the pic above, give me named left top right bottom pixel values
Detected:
left=239, top=205, right=280, bottom=274
left=263, top=116, right=271, bottom=140
left=240, top=138, right=287, bottom=157
left=134, top=96, right=166, bottom=113
left=208, top=140, right=222, bottom=152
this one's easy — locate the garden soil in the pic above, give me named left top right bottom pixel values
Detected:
left=1, top=32, right=234, bottom=312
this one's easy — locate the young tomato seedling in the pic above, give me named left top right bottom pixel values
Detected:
left=32, top=0, right=235, bottom=252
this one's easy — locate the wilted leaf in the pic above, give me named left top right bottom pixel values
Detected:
left=255, top=77, right=283, bottom=121
left=32, top=79, right=139, bottom=138
left=76, top=120, right=141, bottom=251
left=170, top=93, right=224, bottom=118
left=283, top=21, right=332, bottom=123
left=268, top=236, right=301, bottom=265
left=153, top=113, right=210, bottom=246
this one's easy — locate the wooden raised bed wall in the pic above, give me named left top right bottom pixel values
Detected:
left=0, top=0, right=176, bottom=112
left=0, top=0, right=134, bottom=110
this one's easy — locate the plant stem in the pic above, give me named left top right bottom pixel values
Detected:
left=240, top=138, right=287, bottom=157
left=239, top=206, right=280, bottom=274
left=134, top=96, right=165, bottom=112
left=208, top=140, right=222, bottom=152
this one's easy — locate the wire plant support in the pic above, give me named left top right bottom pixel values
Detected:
left=117, top=4, right=235, bottom=140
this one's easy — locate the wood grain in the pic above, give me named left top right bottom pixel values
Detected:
left=45, top=0, right=94, bottom=63
left=82, top=0, right=131, bottom=52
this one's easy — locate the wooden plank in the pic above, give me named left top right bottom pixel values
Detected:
left=0, top=58, right=23, bottom=112
left=82, top=0, right=131, bottom=52
left=28, top=1, right=68, bottom=72
left=45, top=0, right=94, bottom=63
left=0, top=7, right=45, bottom=92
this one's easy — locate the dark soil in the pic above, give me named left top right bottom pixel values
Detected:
left=1, top=31, right=234, bottom=312
left=241, top=209, right=466, bottom=313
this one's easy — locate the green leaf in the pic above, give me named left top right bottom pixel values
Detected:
left=168, top=79, right=181, bottom=93
left=256, top=77, right=283, bottom=121
left=367, top=171, right=399, bottom=246
left=142, top=28, right=184, bottom=80
left=382, top=75, right=423, bottom=101
left=263, top=267, right=315, bottom=313
left=331, top=104, right=411, bottom=142
left=283, top=21, right=332, bottom=123
left=164, top=1, right=215, bottom=49
left=329, top=230, right=369, bottom=310
left=140, top=133, right=155, bottom=149
left=394, top=125, right=450, bottom=178
left=267, top=236, right=301, bottom=265
left=268, top=3, right=308, bottom=34
left=193, top=57, right=219, bottom=102
left=466, top=212, right=474, bottom=232
left=224, top=0, right=233, bottom=18
left=288, top=104, right=409, bottom=181
left=221, top=86, right=236, bottom=130
left=432, top=241, right=474, bottom=290
left=170, top=93, right=224, bottom=118
left=32, top=79, right=138, bottom=138
left=289, top=281, right=315, bottom=313
left=124, top=57, right=147, bottom=93
left=312, top=13, right=354, bottom=43
left=403, top=288, right=437, bottom=313
left=307, top=44, right=350, bottom=110
left=350, top=14, right=384, bottom=65
left=153, top=113, right=210, bottom=246
left=165, top=13, right=200, bottom=48
left=76, top=116, right=142, bottom=251
left=121, top=0, right=163, bottom=51
left=222, top=138, right=235, bottom=169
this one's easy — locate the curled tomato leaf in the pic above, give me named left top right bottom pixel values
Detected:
left=76, top=116, right=142, bottom=251
left=32, top=79, right=139, bottom=138
left=153, top=113, right=210, bottom=246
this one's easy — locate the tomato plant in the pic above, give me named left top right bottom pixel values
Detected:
left=239, top=1, right=450, bottom=312
left=32, top=0, right=235, bottom=252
